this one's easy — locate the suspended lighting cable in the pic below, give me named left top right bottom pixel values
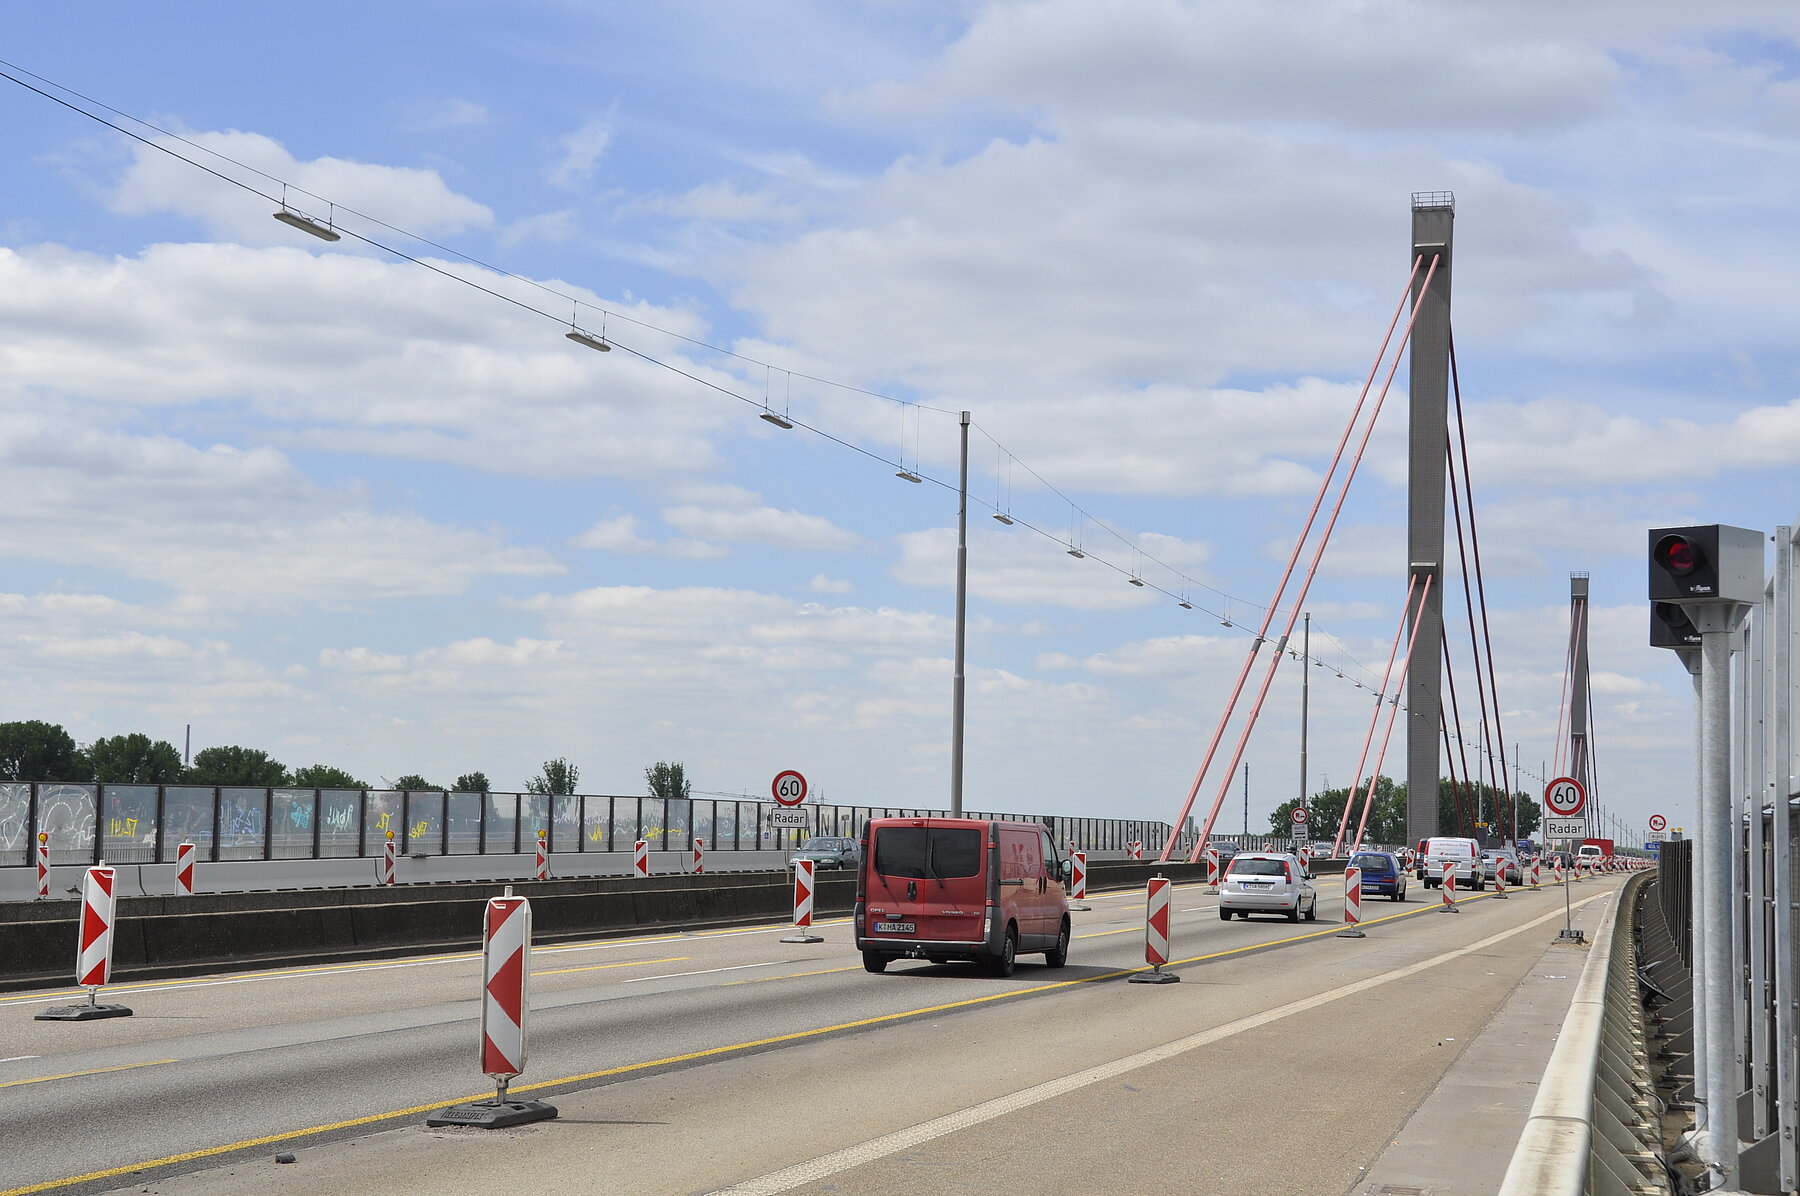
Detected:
left=0, top=58, right=1396, bottom=710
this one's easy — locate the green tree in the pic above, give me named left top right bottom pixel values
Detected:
left=644, top=761, right=691, bottom=802
left=454, top=771, right=490, bottom=792
left=0, top=721, right=89, bottom=781
left=186, top=746, right=289, bottom=787
left=291, top=764, right=368, bottom=789
left=88, top=733, right=184, bottom=783
left=392, top=774, right=434, bottom=791
left=527, top=757, right=579, bottom=796
left=1273, top=776, right=1407, bottom=846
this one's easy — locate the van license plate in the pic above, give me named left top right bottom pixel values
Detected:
left=874, top=922, right=915, bottom=933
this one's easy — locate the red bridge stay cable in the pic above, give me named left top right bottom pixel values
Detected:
left=1155, top=256, right=1427, bottom=861
left=1181, top=252, right=1445, bottom=863
left=1348, top=575, right=1435, bottom=851
left=1330, top=575, right=1421, bottom=856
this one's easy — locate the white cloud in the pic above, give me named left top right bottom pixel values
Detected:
left=570, top=514, right=725, bottom=559
left=109, top=130, right=493, bottom=245
left=399, top=98, right=493, bottom=131
left=548, top=117, right=614, bottom=189
left=808, top=573, right=854, bottom=593
left=662, top=503, right=860, bottom=551
left=0, top=405, right=560, bottom=609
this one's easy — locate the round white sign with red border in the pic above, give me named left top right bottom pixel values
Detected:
left=772, top=770, right=808, bottom=807
left=1290, top=807, right=1308, bottom=824
left=1648, top=813, right=1667, bottom=832
left=1544, top=776, right=1587, bottom=817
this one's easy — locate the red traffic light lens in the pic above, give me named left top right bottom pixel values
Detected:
left=1655, top=534, right=1702, bottom=576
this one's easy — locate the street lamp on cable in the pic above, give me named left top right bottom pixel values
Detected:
left=566, top=329, right=611, bottom=352
left=273, top=208, right=340, bottom=242
left=1128, top=577, right=1146, bottom=587
left=992, top=513, right=1014, bottom=525
left=759, top=411, right=793, bottom=429
left=895, top=469, right=923, bottom=483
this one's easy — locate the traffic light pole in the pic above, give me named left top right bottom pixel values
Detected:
left=1693, top=604, right=1750, bottom=1190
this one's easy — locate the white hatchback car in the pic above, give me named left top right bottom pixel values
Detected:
left=1219, top=852, right=1318, bottom=922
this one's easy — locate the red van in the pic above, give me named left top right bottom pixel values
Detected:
left=855, top=817, right=1071, bottom=977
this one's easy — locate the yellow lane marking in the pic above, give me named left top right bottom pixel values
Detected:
left=531, top=957, right=687, bottom=978
left=1074, top=928, right=1138, bottom=940
left=725, top=966, right=862, bottom=987
left=0, top=882, right=1614, bottom=1196
left=0, top=1059, right=176, bottom=1090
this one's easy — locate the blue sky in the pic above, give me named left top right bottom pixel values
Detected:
left=3, top=1, right=1799, bottom=838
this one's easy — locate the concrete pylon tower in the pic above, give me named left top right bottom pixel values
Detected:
left=1569, top=572, right=1591, bottom=830
left=1405, top=193, right=1454, bottom=848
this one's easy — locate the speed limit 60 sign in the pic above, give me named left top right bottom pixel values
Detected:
left=772, top=770, right=808, bottom=807
left=1544, top=776, right=1587, bottom=817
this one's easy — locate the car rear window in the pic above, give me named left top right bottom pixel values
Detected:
left=1351, top=854, right=1389, bottom=871
left=874, top=827, right=983, bottom=879
left=1229, top=858, right=1285, bottom=876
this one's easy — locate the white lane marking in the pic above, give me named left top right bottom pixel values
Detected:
left=623, top=961, right=786, bottom=984
left=709, top=891, right=1616, bottom=1195
left=0, top=1055, right=40, bottom=1063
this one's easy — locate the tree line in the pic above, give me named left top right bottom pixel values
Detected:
left=0, top=720, right=695, bottom=801
left=1266, top=775, right=1543, bottom=844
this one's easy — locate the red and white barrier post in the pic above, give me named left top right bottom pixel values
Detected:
left=425, top=892, right=557, bottom=1128
left=1492, top=858, right=1509, bottom=899
left=35, top=832, right=49, bottom=899
left=534, top=830, right=549, bottom=881
left=1204, top=847, right=1221, bottom=894
left=380, top=830, right=397, bottom=885
left=781, top=857, right=824, bottom=944
left=633, top=838, right=649, bottom=878
left=1338, top=866, right=1366, bottom=938
left=1130, top=874, right=1180, bottom=984
left=1129, top=841, right=1143, bottom=860
left=1068, top=850, right=1090, bottom=911
left=35, top=864, right=133, bottom=1021
left=174, top=841, right=196, bottom=896
left=1439, top=861, right=1460, bottom=913
left=1531, top=859, right=1541, bottom=890
left=693, top=837, right=705, bottom=875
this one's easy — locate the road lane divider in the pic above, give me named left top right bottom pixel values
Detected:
left=530, top=957, right=688, bottom=979
left=35, top=865, right=132, bottom=1023
left=724, top=966, right=862, bottom=988
left=710, top=888, right=1620, bottom=1196
left=0, top=1059, right=176, bottom=1090
left=0, top=879, right=1621, bottom=1196
left=1128, top=875, right=1178, bottom=984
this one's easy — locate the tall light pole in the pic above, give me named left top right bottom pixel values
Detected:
left=950, top=410, right=970, bottom=816
left=1299, top=612, right=1310, bottom=813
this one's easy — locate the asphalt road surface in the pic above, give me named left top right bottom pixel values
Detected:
left=0, top=872, right=1623, bottom=1196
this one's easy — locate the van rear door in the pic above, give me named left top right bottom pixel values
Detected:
left=867, top=823, right=988, bottom=944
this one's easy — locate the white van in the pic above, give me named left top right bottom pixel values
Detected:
left=1422, top=836, right=1482, bottom=890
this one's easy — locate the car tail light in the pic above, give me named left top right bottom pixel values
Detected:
left=1283, top=860, right=1293, bottom=882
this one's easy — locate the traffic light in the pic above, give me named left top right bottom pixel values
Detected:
left=1647, top=524, right=1765, bottom=604
left=1650, top=602, right=1701, bottom=650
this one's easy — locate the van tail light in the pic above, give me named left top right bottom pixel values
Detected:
left=1283, top=860, right=1293, bottom=882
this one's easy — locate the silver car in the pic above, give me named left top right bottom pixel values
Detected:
left=1219, top=852, right=1318, bottom=923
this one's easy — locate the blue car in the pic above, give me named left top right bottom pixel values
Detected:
left=1349, top=851, right=1408, bottom=901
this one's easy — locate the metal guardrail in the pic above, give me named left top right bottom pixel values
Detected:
left=1498, top=869, right=1666, bottom=1196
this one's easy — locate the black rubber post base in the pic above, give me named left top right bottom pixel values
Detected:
left=1066, top=902, right=1091, bottom=912
left=1438, top=904, right=1462, bottom=913
left=1556, top=928, right=1587, bottom=944
left=35, top=1003, right=132, bottom=1021
left=779, top=932, right=824, bottom=943
left=425, top=1099, right=558, bottom=1129
left=1336, top=927, right=1367, bottom=938
left=1129, top=969, right=1180, bottom=984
